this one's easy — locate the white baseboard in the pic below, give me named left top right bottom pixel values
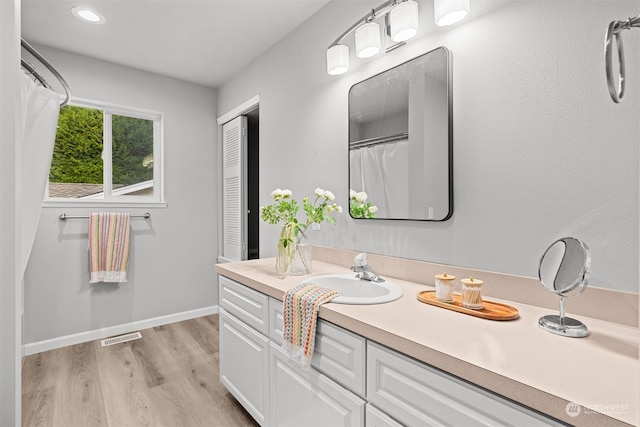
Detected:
left=23, top=305, right=219, bottom=356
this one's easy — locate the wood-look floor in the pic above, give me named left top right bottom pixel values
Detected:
left=22, top=314, right=259, bottom=427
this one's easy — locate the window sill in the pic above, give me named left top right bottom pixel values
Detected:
left=42, top=200, right=168, bottom=209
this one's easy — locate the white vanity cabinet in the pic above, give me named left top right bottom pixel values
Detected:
left=219, top=276, right=366, bottom=427
left=219, top=275, right=565, bottom=427
left=219, top=276, right=270, bottom=425
left=367, top=341, right=565, bottom=427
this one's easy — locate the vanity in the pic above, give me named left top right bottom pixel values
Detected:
left=215, top=247, right=638, bottom=427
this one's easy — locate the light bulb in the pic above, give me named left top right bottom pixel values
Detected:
left=434, top=0, right=469, bottom=27
left=390, top=0, right=419, bottom=42
left=355, top=21, right=381, bottom=58
left=71, top=6, right=106, bottom=24
left=327, top=45, right=350, bottom=75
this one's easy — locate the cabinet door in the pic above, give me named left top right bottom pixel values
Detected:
left=269, top=343, right=365, bottom=427
left=366, top=404, right=404, bottom=427
left=269, top=297, right=366, bottom=397
left=220, top=309, right=269, bottom=426
left=367, top=342, right=564, bottom=427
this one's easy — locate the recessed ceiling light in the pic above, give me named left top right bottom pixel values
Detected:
left=71, top=6, right=106, bottom=24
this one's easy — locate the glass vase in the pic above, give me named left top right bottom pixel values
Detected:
left=275, top=224, right=312, bottom=277
left=289, top=242, right=312, bottom=276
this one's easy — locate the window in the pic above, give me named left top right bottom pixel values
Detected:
left=46, top=99, right=164, bottom=204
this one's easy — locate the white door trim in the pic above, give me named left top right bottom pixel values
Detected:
left=217, top=95, right=260, bottom=125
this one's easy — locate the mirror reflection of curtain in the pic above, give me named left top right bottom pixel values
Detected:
left=348, top=47, right=451, bottom=221
left=18, top=73, right=60, bottom=277
left=350, top=139, right=409, bottom=217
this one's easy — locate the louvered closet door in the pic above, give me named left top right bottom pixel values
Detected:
left=222, top=116, right=247, bottom=261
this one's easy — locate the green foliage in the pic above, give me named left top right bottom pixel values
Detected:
left=49, top=105, right=103, bottom=183
left=303, top=196, right=337, bottom=225
left=262, top=188, right=343, bottom=278
left=349, top=190, right=378, bottom=218
left=260, top=190, right=300, bottom=226
left=260, top=188, right=343, bottom=246
left=112, top=115, right=153, bottom=186
left=49, top=106, right=154, bottom=186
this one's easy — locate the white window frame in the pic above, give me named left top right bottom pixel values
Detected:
left=44, top=97, right=166, bottom=207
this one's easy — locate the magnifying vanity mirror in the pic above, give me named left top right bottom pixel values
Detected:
left=538, top=237, right=591, bottom=337
left=348, top=46, right=452, bottom=221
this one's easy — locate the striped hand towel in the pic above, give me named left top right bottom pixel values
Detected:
left=282, top=282, right=341, bottom=368
left=89, top=212, right=131, bottom=283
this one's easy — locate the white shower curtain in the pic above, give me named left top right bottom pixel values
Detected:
left=17, top=73, right=60, bottom=278
left=350, top=140, right=410, bottom=217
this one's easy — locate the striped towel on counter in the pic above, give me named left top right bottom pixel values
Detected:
left=89, top=212, right=131, bottom=283
left=282, top=282, right=341, bottom=368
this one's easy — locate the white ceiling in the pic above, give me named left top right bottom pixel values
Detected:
left=21, top=0, right=331, bottom=88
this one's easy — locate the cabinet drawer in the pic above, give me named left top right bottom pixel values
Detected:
left=270, top=298, right=366, bottom=397
left=367, top=342, right=565, bottom=427
left=269, top=342, right=365, bottom=427
left=219, top=276, right=269, bottom=336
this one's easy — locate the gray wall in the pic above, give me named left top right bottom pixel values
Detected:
left=218, top=0, right=640, bottom=292
left=23, top=45, right=218, bottom=344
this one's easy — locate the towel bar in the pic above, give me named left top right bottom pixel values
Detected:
left=605, top=15, right=640, bottom=103
left=59, top=212, right=151, bottom=220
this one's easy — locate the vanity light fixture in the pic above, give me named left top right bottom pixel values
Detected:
left=434, top=0, right=469, bottom=27
left=71, top=6, right=106, bottom=24
left=355, top=21, right=382, bottom=58
left=327, top=0, right=468, bottom=75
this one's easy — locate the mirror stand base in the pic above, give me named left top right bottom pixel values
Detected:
left=538, top=315, right=590, bottom=338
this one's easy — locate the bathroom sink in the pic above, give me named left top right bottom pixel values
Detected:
left=301, top=274, right=403, bottom=304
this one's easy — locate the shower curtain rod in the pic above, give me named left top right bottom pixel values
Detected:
left=349, top=132, right=408, bottom=150
left=21, top=38, right=71, bottom=107
left=59, top=212, right=151, bottom=221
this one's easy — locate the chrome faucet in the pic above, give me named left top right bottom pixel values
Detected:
left=351, top=253, right=385, bottom=283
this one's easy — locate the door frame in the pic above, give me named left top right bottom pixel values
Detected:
left=216, top=95, right=260, bottom=263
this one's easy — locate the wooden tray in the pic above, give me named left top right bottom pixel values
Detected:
left=416, top=291, right=519, bottom=321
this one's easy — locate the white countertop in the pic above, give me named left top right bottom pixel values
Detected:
left=215, top=258, right=639, bottom=426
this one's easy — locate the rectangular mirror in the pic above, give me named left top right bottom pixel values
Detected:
left=349, top=46, right=453, bottom=221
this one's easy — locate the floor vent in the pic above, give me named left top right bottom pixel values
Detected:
left=101, top=331, right=142, bottom=347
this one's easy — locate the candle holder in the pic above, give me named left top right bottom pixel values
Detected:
left=435, top=273, right=456, bottom=302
